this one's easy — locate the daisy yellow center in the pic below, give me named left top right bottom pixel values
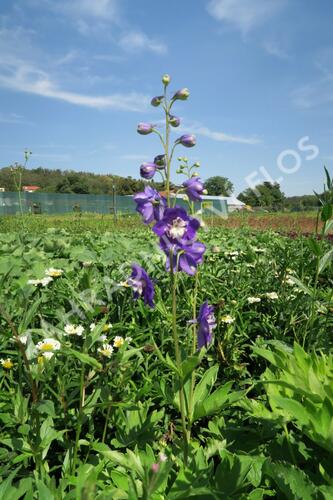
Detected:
left=100, top=349, right=112, bottom=357
left=2, top=359, right=13, bottom=369
left=40, top=343, right=55, bottom=352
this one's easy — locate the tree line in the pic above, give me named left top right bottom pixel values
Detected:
left=0, top=167, right=322, bottom=210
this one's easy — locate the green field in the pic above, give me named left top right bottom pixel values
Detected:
left=0, top=215, right=332, bottom=498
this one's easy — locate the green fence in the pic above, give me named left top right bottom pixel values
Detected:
left=0, top=192, right=228, bottom=217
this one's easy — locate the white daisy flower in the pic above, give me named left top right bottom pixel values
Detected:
left=221, top=315, right=235, bottom=324
left=40, top=277, right=54, bottom=287
left=247, top=297, right=261, bottom=304
left=42, top=351, right=55, bottom=360
left=36, top=338, right=61, bottom=353
left=45, top=268, right=63, bottom=278
left=113, top=336, right=125, bottom=348
left=97, top=343, right=114, bottom=358
left=265, top=292, right=279, bottom=300
left=64, top=324, right=84, bottom=336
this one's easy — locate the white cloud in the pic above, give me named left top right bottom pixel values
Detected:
left=118, top=31, right=167, bottom=54
left=179, top=122, right=261, bottom=145
left=37, top=0, right=119, bottom=21
left=263, top=41, right=289, bottom=60
left=207, top=0, right=286, bottom=34
left=0, top=57, right=149, bottom=112
left=0, top=27, right=149, bottom=112
left=292, top=76, right=333, bottom=109
left=0, top=112, right=33, bottom=125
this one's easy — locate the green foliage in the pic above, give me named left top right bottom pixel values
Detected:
left=238, top=182, right=285, bottom=210
left=0, top=165, right=166, bottom=196
left=0, top=218, right=332, bottom=497
left=204, top=176, right=234, bottom=196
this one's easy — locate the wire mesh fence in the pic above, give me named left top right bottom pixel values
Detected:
left=0, top=192, right=228, bottom=217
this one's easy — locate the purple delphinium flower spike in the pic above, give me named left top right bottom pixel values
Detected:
left=137, top=123, right=154, bottom=135
left=197, top=302, right=216, bottom=349
left=161, top=239, right=206, bottom=275
left=177, top=134, right=196, bottom=148
left=153, top=207, right=200, bottom=243
left=134, top=186, right=166, bottom=224
left=140, top=162, right=157, bottom=179
left=127, top=263, right=155, bottom=308
left=153, top=207, right=206, bottom=275
left=183, top=177, right=204, bottom=202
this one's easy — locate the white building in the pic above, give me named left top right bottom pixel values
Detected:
left=173, top=194, right=245, bottom=213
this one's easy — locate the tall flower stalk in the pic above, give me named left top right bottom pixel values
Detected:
left=135, top=74, right=215, bottom=463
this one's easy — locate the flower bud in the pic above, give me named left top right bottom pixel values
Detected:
left=151, top=95, right=164, bottom=107
left=140, top=162, right=157, bottom=179
left=154, top=154, right=166, bottom=169
left=194, top=161, right=200, bottom=167
left=151, top=463, right=160, bottom=473
left=177, top=134, right=196, bottom=148
left=169, top=114, right=180, bottom=127
left=172, top=88, right=190, bottom=101
left=203, top=189, right=208, bottom=195
left=162, top=74, right=171, bottom=85
left=192, top=172, right=199, bottom=177
left=137, top=122, right=154, bottom=135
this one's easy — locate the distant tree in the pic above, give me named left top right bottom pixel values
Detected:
left=238, top=182, right=285, bottom=210
left=204, top=176, right=234, bottom=196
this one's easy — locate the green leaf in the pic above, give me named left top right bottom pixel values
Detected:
left=264, top=461, right=317, bottom=500
left=306, top=238, right=322, bottom=257
left=318, top=248, right=333, bottom=275
left=215, top=451, right=253, bottom=496
left=321, top=204, right=332, bottom=223
left=193, top=381, right=243, bottom=421
left=192, top=365, right=219, bottom=410
left=65, top=348, right=102, bottom=370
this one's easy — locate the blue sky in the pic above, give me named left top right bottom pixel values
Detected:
left=0, top=0, right=332, bottom=196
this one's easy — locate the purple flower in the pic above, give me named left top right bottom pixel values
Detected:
left=134, top=186, right=166, bottom=224
left=151, top=95, right=164, bottom=107
left=161, top=238, right=206, bottom=275
left=177, top=134, right=196, bottom=148
left=153, top=207, right=206, bottom=275
left=172, top=88, right=190, bottom=101
left=197, top=302, right=216, bottom=349
left=137, top=123, right=154, bottom=135
left=140, top=162, right=157, bottom=179
left=154, top=154, right=166, bottom=169
left=183, top=177, right=204, bottom=201
left=127, top=263, right=155, bottom=308
left=153, top=207, right=200, bottom=243
left=169, top=115, right=180, bottom=127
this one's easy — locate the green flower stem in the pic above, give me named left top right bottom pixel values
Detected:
left=72, top=364, right=85, bottom=473
left=165, top=100, right=171, bottom=205
left=170, top=252, right=188, bottom=463
left=102, top=400, right=112, bottom=443
left=187, top=270, right=199, bottom=440
left=0, top=304, right=38, bottom=403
